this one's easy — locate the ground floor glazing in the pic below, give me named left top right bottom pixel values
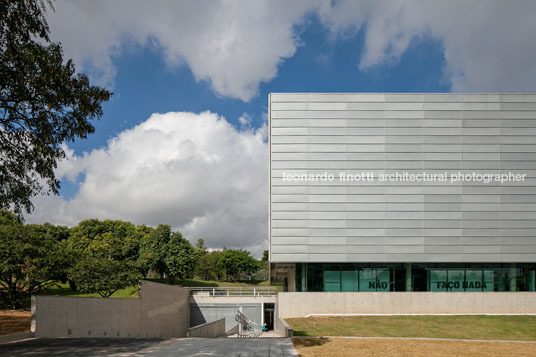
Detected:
left=294, top=263, right=536, bottom=292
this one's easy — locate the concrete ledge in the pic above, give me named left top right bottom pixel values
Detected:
left=186, top=318, right=226, bottom=338
left=190, top=296, right=276, bottom=304
left=278, top=292, right=536, bottom=318
left=277, top=317, right=293, bottom=338
left=0, top=332, right=35, bottom=344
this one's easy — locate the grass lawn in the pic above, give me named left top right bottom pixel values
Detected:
left=41, top=283, right=139, bottom=299
left=38, top=278, right=273, bottom=299
left=287, top=315, right=536, bottom=341
left=292, top=337, right=536, bottom=357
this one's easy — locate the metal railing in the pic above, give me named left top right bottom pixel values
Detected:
left=235, top=310, right=261, bottom=338
left=188, top=286, right=277, bottom=297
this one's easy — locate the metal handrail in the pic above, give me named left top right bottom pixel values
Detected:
left=235, top=310, right=261, bottom=338
left=188, top=286, right=277, bottom=297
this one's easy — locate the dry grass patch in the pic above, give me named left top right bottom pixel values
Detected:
left=0, top=310, right=31, bottom=336
left=292, top=338, right=536, bottom=357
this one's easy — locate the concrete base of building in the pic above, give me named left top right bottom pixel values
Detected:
left=278, top=292, right=536, bottom=318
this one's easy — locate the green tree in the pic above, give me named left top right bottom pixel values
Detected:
left=67, top=219, right=141, bottom=262
left=136, top=224, right=156, bottom=278
left=0, top=0, right=111, bottom=215
left=146, top=224, right=172, bottom=279
left=195, top=251, right=224, bottom=281
left=0, top=210, right=68, bottom=309
left=66, top=219, right=143, bottom=291
left=196, top=238, right=206, bottom=250
left=164, top=232, right=196, bottom=284
left=68, top=256, right=139, bottom=298
left=262, top=250, right=269, bottom=262
left=217, top=249, right=259, bottom=282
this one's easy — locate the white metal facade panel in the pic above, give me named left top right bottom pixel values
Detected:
left=269, top=93, right=536, bottom=263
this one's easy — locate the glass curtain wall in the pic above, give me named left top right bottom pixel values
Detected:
left=295, top=263, right=536, bottom=292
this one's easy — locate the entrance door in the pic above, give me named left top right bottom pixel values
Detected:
left=263, top=303, right=275, bottom=330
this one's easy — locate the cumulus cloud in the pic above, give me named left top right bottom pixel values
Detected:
left=26, top=112, right=268, bottom=255
left=29, top=1, right=536, bottom=256
left=318, top=0, right=536, bottom=92
left=47, top=1, right=536, bottom=99
left=47, top=0, right=316, bottom=100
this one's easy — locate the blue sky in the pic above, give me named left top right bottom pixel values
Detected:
left=68, top=13, right=451, bottom=150
left=60, top=13, right=448, bottom=200
left=28, top=1, right=536, bottom=254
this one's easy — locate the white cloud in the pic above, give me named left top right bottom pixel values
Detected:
left=47, top=0, right=316, bottom=100
left=238, top=113, right=253, bottom=129
left=318, top=0, right=536, bottom=92
left=48, top=1, right=536, bottom=99
left=30, top=1, right=536, bottom=257
left=26, top=112, right=268, bottom=255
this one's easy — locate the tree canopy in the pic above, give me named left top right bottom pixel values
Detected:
left=0, top=210, right=68, bottom=308
left=0, top=210, right=265, bottom=308
left=217, top=249, right=260, bottom=282
left=0, top=0, right=111, bottom=214
left=164, top=232, right=196, bottom=284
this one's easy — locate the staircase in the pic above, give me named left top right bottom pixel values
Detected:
left=234, top=310, right=261, bottom=338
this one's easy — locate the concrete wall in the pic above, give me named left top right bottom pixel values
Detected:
left=269, top=93, right=536, bottom=263
left=32, top=280, right=189, bottom=338
left=190, top=296, right=275, bottom=331
left=140, top=280, right=190, bottom=338
left=276, top=317, right=293, bottom=338
left=186, top=318, right=226, bottom=337
left=190, top=303, right=261, bottom=332
left=226, top=323, right=239, bottom=335
left=278, top=292, right=536, bottom=318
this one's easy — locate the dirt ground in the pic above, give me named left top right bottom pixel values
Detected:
left=292, top=337, right=536, bottom=357
left=0, top=310, right=31, bottom=336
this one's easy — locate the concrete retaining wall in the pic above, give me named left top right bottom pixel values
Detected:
left=278, top=292, right=536, bottom=318
left=226, top=323, right=239, bottom=335
left=190, top=296, right=275, bottom=331
left=186, top=318, right=226, bottom=337
left=276, top=317, right=293, bottom=338
left=32, top=280, right=189, bottom=338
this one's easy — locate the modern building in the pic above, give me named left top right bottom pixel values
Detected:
left=269, top=93, right=536, bottom=293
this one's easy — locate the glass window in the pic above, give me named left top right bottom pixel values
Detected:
left=376, top=269, right=390, bottom=291
left=412, top=267, right=428, bottom=291
left=358, top=268, right=390, bottom=291
left=447, top=270, right=464, bottom=291
left=394, top=267, right=407, bottom=292
left=324, top=265, right=341, bottom=292
left=430, top=269, right=447, bottom=291
left=295, top=263, right=303, bottom=292
left=307, top=264, right=324, bottom=292
left=341, top=266, right=358, bottom=292
left=359, top=269, right=377, bottom=292
left=464, top=270, right=483, bottom=291
left=483, top=270, right=495, bottom=292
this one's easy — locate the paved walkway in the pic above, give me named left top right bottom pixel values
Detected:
left=139, top=337, right=298, bottom=356
left=0, top=337, right=297, bottom=357
left=0, top=338, right=163, bottom=356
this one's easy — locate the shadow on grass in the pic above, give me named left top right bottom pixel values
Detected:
left=292, top=330, right=309, bottom=337
left=39, top=283, right=138, bottom=299
left=291, top=337, right=330, bottom=348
